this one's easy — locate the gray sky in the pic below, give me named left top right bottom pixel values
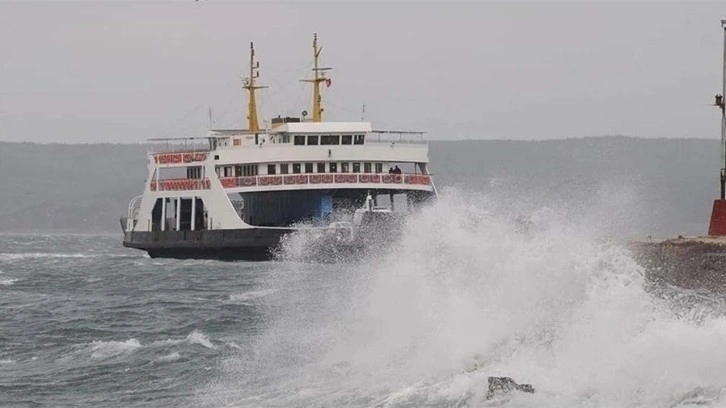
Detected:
left=1, top=1, right=725, bottom=143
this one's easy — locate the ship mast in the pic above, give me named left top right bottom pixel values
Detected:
left=301, top=33, right=332, bottom=122
left=243, top=42, right=267, bottom=132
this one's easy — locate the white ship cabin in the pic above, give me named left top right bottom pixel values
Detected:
left=207, top=120, right=432, bottom=185
left=130, top=120, right=436, bottom=233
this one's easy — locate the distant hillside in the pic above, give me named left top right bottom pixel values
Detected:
left=0, top=138, right=720, bottom=236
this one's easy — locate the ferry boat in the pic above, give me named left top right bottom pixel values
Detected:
left=121, top=35, right=438, bottom=260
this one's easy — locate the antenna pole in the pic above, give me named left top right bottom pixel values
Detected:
left=244, top=42, right=267, bottom=133
left=301, top=33, right=332, bottom=122
left=720, top=20, right=726, bottom=199
left=313, top=34, right=321, bottom=122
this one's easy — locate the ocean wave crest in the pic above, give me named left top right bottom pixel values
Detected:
left=229, top=289, right=278, bottom=302
left=153, top=330, right=216, bottom=350
left=0, top=253, right=94, bottom=261
left=89, top=338, right=141, bottom=359
left=156, top=352, right=181, bottom=362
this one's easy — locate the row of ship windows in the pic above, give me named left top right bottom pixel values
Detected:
left=218, top=162, right=386, bottom=177
left=291, top=134, right=366, bottom=146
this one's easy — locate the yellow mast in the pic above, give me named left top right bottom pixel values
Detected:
left=300, top=33, right=331, bottom=122
left=243, top=42, right=267, bottom=132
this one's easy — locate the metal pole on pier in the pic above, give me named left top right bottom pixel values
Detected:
left=720, top=19, right=726, bottom=200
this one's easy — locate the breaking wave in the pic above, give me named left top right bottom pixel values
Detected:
left=89, top=338, right=141, bottom=359
left=0, top=252, right=94, bottom=261
left=153, top=330, right=216, bottom=350
left=156, top=352, right=182, bottom=363
left=204, top=189, right=726, bottom=407
left=229, top=289, right=279, bottom=303
left=88, top=330, right=215, bottom=361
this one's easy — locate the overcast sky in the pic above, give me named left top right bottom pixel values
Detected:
left=1, top=1, right=725, bottom=143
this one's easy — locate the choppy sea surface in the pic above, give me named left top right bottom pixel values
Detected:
left=3, top=194, right=726, bottom=407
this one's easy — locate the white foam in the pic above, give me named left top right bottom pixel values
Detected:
left=207, top=189, right=726, bottom=407
left=0, top=253, right=93, bottom=261
left=152, top=331, right=216, bottom=350
left=156, top=352, right=181, bottom=362
left=0, top=359, right=14, bottom=365
left=152, top=338, right=185, bottom=347
left=229, top=289, right=278, bottom=302
left=0, top=278, right=18, bottom=286
left=89, top=338, right=141, bottom=359
left=187, top=330, right=216, bottom=349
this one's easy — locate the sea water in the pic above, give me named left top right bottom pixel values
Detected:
left=2, top=190, right=726, bottom=407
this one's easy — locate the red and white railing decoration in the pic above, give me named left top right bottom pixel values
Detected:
left=150, top=174, right=431, bottom=192
left=150, top=178, right=211, bottom=191
left=217, top=173, right=431, bottom=189
left=154, top=152, right=208, bottom=165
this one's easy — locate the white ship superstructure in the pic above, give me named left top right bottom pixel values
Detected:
left=122, top=35, right=437, bottom=260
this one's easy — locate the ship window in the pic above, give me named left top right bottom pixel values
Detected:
left=238, top=164, right=257, bottom=176
left=293, top=163, right=301, bottom=174
left=341, top=162, right=349, bottom=173
left=320, top=135, right=340, bottom=145
left=267, top=164, right=276, bottom=175
left=305, top=163, right=313, bottom=173
left=187, top=166, right=202, bottom=179
left=294, top=135, right=305, bottom=145
left=364, top=163, right=372, bottom=173
left=341, top=135, right=352, bottom=145
left=375, top=163, right=383, bottom=173
left=282, top=135, right=291, bottom=143
left=352, top=163, right=360, bottom=173
left=280, top=163, right=289, bottom=174
left=329, top=162, right=337, bottom=173
left=307, top=135, right=319, bottom=145
left=317, top=162, right=325, bottom=173
left=233, top=138, right=241, bottom=146
left=354, top=134, right=365, bottom=145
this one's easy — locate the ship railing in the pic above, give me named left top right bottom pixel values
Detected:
left=150, top=178, right=212, bottom=191
left=152, top=151, right=209, bottom=165
left=368, top=130, right=427, bottom=144
left=147, top=137, right=212, bottom=156
left=125, top=195, right=143, bottom=231
left=217, top=173, right=432, bottom=189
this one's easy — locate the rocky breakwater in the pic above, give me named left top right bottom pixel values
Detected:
left=629, top=237, right=726, bottom=292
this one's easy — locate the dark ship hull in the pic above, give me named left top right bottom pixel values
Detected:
left=122, top=208, right=405, bottom=262
left=122, top=228, right=287, bottom=261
